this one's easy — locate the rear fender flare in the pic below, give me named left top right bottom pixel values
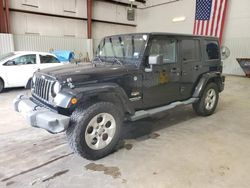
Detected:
left=193, top=72, right=224, bottom=98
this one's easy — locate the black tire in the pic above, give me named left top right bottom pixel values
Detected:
left=66, top=102, right=123, bottom=160
left=0, top=79, right=4, bottom=93
left=192, top=82, right=219, bottom=116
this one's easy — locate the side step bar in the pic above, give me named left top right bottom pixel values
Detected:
left=129, top=98, right=199, bottom=121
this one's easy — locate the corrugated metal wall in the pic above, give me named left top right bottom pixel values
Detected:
left=223, top=37, right=250, bottom=76
left=13, top=34, right=92, bottom=59
left=0, top=34, right=93, bottom=59
left=93, top=38, right=101, bottom=53
left=0, top=34, right=14, bottom=55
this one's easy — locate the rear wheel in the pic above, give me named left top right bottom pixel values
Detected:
left=193, top=82, right=219, bottom=116
left=66, top=102, right=123, bottom=160
left=0, top=79, right=4, bottom=93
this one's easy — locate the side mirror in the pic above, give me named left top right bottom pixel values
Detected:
left=145, top=55, right=163, bottom=72
left=149, top=55, right=163, bottom=65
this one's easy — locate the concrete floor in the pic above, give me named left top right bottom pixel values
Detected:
left=0, top=76, right=250, bottom=188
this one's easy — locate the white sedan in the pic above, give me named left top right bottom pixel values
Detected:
left=0, top=51, right=64, bottom=92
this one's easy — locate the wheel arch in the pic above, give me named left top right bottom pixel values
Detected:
left=74, top=83, right=135, bottom=115
left=0, top=76, right=4, bottom=87
left=193, top=72, right=224, bottom=98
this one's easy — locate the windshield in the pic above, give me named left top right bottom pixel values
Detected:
left=95, top=34, right=148, bottom=64
left=0, top=52, right=15, bottom=61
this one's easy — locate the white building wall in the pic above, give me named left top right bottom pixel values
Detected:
left=9, top=0, right=136, bottom=39
left=137, top=0, right=195, bottom=34
left=10, top=11, right=87, bottom=37
left=137, top=0, right=250, bottom=76
left=10, top=0, right=86, bottom=18
left=222, top=0, right=250, bottom=75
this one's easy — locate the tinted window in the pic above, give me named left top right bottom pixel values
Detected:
left=182, top=39, right=201, bottom=62
left=205, top=40, right=219, bottom=60
left=149, top=38, right=176, bottom=63
left=40, top=55, right=60, bottom=64
left=7, top=54, right=36, bottom=65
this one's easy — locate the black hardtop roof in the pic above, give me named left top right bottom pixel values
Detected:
left=105, top=32, right=219, bottom=40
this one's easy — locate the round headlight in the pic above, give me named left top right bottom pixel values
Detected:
left=52, top=81, right=61, bottom=97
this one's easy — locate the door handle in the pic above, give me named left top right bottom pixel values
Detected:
left=170, top=67, right=178, bottom=73
left=194, top=65, right=199, bottom=70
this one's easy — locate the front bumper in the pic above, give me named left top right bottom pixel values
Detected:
left=14, top=95, right=70, bottom=133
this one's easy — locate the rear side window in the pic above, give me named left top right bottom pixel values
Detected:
left=40, top=55, right=60, bottom=64
left=181, top=39, right=201, bottom=62
left=205, top=40, right=219, bottom=60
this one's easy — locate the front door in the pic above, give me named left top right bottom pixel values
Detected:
left=142, top=36, right=181, bottom=108
left=3, top=54, right=37, bottom=87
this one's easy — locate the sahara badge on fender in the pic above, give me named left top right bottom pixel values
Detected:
left=159, top=71, right=169, bottom=84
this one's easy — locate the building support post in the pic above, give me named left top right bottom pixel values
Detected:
left=0, top=0, right=6, bottom=33
left=4, top=0, right=10, bottom=33
left=87, top=0, right=92, bottom=39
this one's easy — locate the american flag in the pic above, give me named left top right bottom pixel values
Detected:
left=193, top=0, right=228, bottom=43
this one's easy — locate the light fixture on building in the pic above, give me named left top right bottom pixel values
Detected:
left=128, top=0, right=135, bottom=21
left=172, top=16, right=186, bottom=22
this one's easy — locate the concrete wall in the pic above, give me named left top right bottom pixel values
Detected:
left=137, top=0, right=250, bottom=75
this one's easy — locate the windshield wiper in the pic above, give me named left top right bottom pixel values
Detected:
left=112, top=57, right=124, bottom=66
left=92, top=56, right=103, bottom=64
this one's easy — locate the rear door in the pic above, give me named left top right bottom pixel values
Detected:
left=38, top=54, right=61, bottom=69
left=179, top=38, right=204, bottom=100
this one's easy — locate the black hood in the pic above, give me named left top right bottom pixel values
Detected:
left=39, top=63, right=137, bottom=84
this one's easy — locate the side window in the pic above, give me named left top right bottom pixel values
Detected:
left=149, top=37, right=176, bottom=63
left=103, top=43, right=114, bottom=57
left=205, top=40, right=219, bottom=60
left=40, top=55, right=60, bottom=64
left=181, top=39, right=201, bottom=62
left=7, top=54, right=36, bottom=65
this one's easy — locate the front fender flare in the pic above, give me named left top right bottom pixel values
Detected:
left=68, top=83, right=134, bottom=115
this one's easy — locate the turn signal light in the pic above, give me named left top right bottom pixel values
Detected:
left=71, top=98, right=78, bottom=105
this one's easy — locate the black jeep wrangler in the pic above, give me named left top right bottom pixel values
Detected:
left=14, top=33, right=225, bottom=160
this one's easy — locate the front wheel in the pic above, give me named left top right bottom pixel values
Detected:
left=66, top=102, right=123, bottom=160
left=193, top=83, right=219, bottom=116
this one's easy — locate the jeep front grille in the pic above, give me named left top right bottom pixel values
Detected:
left=33, top=77, right=54, bottom=102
